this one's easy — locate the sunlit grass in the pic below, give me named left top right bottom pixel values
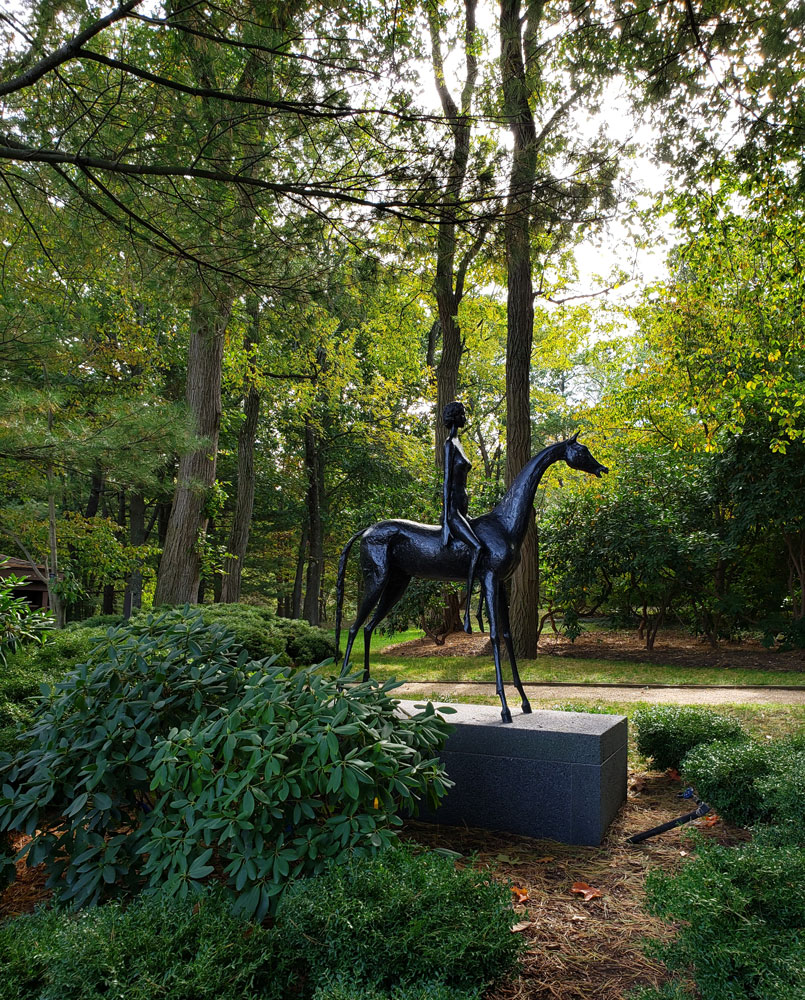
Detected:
left=361, top=630, right=805, bottom=687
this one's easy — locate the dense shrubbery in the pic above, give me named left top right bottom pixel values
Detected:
left=0, top=609, right=452, bottom=917
left=0, top=848, right=522, bottom=1000
left=642, top=837, right=805, bottom=1000
left=635, top=719, right=805, bottom=1000
left=274, top=848, right=522, bottom=991
left=682, top=737, right=805, bottom=840
left=68, top=602, right=335, bottom=666
left=633, top=705, right=748, bottom=771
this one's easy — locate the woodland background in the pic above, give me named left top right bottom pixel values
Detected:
left=0, top=0, right=803, bottom=656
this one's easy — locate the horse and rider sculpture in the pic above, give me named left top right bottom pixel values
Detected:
left=335, top=403, right=608, bottom=723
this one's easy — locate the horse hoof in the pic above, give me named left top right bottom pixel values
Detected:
left=501, top=708, right=513, bottom=724
left=521, top=701, right=532, bottom=714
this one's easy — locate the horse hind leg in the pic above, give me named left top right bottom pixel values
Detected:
left=482, top=572, right=512, bottom=724
left=340, top=568, right=388, bottom=679
left=362, top=573, right=411, bottom=682
left=498, top=585, right=531, bottom=714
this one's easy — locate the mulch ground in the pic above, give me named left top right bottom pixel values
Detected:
left=404, top=770, right=748, bottom=1000
left=383, top=626, right=805, bottom=673
left=0, top=771, right=743, bottom=1000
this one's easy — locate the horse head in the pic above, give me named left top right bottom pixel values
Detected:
left=563, top=432, right=609, bottom=478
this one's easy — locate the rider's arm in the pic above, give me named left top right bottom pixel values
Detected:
left=441, top=437, right=454, bottom=544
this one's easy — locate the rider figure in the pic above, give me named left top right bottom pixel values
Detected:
left=441, top=401, right=484, bottom=633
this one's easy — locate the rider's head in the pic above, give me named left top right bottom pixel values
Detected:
left=442, top=401, right=467, bottom=430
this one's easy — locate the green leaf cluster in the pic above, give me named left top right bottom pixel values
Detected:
left=0, top=609, right=453, bottom=918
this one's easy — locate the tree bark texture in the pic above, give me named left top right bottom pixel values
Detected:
left=123, top=491, right=146, bottom=618
left=153, top=291, right=232, bottom=605
left=501, top=0, right=540, bottom=657
left=292, top=522, right=308, bottom=620
left=220, top=302, right=262, bottom=604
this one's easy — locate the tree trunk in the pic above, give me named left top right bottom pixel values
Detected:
left=428, top=0, right=479, bottom=466
left=292, top=522, right=308, bottom=619
left=86, top=468, right=104, bottom=518
left=501, top=0, right=540, bottom=658
left=220, top=302, right=262, bottom=604
left=123, top=491, right=146, bottom=618
left=302, top=418, right=325, bottom=625
left=154, top=290, right=233, bottom=605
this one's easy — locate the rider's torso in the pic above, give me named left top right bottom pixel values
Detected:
left=445, top=438, right=471, bottom=518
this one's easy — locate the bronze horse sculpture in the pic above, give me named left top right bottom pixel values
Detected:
left=335, top=434, right=608, bottom=722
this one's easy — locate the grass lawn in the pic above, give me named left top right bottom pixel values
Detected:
left=366, top=629, right=805, bottom=688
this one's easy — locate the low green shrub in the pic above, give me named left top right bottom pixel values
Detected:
left=0, top=609, right=452, bottom=917
left=0, top=647, right=68, bottom=755
left=192, top=603, right=291, bottom=665
left=313, top=982, right=482, bottom=1000
left=275, top=847, right=522, bottom=992
left=29, top=626, right=109, bottom=672
left=633, top=705, right=748, bottom=771
left=629, top=984, right=695, bottom=1000
left=643, top=836, right=805, bottom=1000
left=682, top=738, right=805, bottom=838
left=65, top=613, right=125, bottom=630
left=0, top=888, right=280, bottom=1000
left=0, top=849, right=522, bottom=1000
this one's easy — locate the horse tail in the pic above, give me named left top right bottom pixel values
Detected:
left=335, top=527, right=369, bottom=660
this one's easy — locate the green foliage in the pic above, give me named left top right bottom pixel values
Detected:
left=0, top=645, right=68, bottom=755
left=0, top=889, right=280, bottom=1000
left=629, top=984, right=695, bottom=1000
left=633, top=705, right=748, bottom=771
left=0, top=609, right=452, bottom=917
left=0, top=827, right=13, bottom=892
left=682, top=738, right=805, bottom=836
left=0, top=610, right=249, bottom=907
left=274, top=847, right=523, bottom=992
left=643, top=837, right=805, bottom=1000
left=29, top=626, right=109, bottom=673
left=195, top=603, right=334, bottom=665
left=313, top=984, right=481, bottom=1000
left=0, top=569, right=54, bottom=666
left=0, top=849, right=520, bottom=1000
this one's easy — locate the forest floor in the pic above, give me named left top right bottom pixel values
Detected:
left=382, top=625, right=805, bottom=673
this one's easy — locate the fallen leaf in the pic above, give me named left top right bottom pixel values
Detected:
left=511, top=886, right=530, bottom=904
left=571, top=881, right=603, bottom=902
left=534, top=856, right=555, bottom=864
left=666, top=768, right=682, bottom=781
left=510, top=920, right=534, bottom=933
left=570, top=913, right=588, bottom=922
left=703, top=813, right=720, bottom=827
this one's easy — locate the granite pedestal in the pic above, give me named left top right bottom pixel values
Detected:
left=399, top=700, right=627, bottom=846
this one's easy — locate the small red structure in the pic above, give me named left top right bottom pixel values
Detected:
left=0, top=555, right=50, bottom=609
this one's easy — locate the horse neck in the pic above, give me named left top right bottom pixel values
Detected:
left=493, top=441, right=566, bottom=539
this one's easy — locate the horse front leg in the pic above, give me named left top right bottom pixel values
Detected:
left=498, top=584, right=531, bottom=714
left=483, top=572, right=512, bottom=724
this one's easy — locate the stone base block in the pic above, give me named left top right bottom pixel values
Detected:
left=399, top=700, right=627, bottom=846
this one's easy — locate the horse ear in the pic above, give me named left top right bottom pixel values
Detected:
left=569, top=431, right=579, bottom=442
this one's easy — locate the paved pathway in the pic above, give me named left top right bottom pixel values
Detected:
left=394, top=681, right=805, bottom=706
